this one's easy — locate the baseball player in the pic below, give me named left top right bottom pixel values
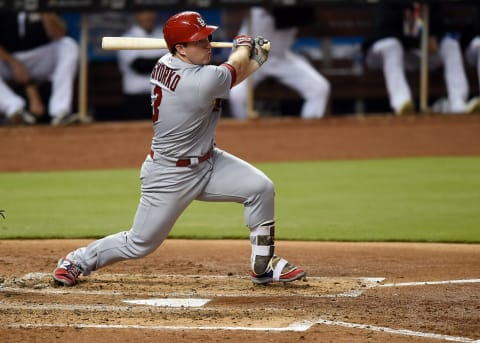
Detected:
left=363, top=2, right=473, bottom=115
left=462, top=4, right=480, bottom=113
left=229, top=7, right=330, bottom=119
left=0, top=12, right=79, bottom=125
left=53, top=11, right=306, bottom=286
left=117, top=11, right=168, bottom=119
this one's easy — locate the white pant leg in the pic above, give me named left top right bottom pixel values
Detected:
left=48, top=37, right=79, bottom=117
left=16, top=37, right=79, bottom=117
left=229, top=70, right=266, bottom=120
left=440, top=36, right=469, bottom=113
left=229, top=53, right=330, bottom=119
left=477, top=41, right=480, bottom=94
left=367, top=37, right=412, bottom=113
left=197, top=149, right=274, bottom=229
left=273, top=52, right=330, bottom=119
left=465, top=36, right=480, bottom=94
left=70, top=154, right=214, bottom=275
left=0, top=68, right=26, bottom=115
left=229, top=77, right=249, bottom=119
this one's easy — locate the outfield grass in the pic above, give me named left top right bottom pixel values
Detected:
left=1, top=156, right=479, bottom=242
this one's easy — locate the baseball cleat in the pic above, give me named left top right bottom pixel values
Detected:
left=397, top=100, right=415, bottom=116
left=467, top=96, right=480, bottom=114
left=9, top=110, right=36, bottom=125
left=250, top=255, right=306, bottom=285
left=51, top=112, right=81, bottom=126
left=53, top=257, right=83, bottom=286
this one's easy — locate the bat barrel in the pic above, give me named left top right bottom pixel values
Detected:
left=102, top=37, right=168, bottom=50
left=102, top=37, right=234, bottom=50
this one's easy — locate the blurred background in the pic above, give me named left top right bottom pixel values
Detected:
left=1, top=0, right=479, bottom=123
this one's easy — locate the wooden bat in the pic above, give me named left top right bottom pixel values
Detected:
left=102, top=36, right=271, bottom=52
left=102, top=37, right=234, bottom=50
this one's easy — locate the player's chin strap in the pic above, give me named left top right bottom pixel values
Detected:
left=250, top=220, right=275, bottom=275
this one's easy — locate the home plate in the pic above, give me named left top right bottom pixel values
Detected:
left=123, top=298, right=211, bottom=308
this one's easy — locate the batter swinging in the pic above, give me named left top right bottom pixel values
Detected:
left=53, top=11, right=305, bottom=286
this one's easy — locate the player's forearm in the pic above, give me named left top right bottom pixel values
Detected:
left=41, top=13, right=67, bottom=39
left=227, top=47, right=259, bottom=87
left=0, top=46, right=13, bottom=62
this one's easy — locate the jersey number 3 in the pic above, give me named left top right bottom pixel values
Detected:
left=152, top=85, right=163, bottom=122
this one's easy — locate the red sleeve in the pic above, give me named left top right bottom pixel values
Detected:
left=220, top=63, right=237, bottom=89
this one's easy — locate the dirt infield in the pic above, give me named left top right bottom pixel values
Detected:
left=1, top=115, right=480, bottom=342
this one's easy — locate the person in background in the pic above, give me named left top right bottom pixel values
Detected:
left=228, top=6, right=330, bottom=119
left=462, top=4, right=480, bottom=113
left=362, top=2, right=476, bottom=115
left=0, top=12, right=79, bottom=125
left=117, top=11, right=168, bottom=120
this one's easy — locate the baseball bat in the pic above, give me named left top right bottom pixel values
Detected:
left=102, top=37, right=234, bottom=50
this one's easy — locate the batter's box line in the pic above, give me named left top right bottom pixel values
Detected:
left=379, top=278, right=480, bottom=287
left=4, top=320, right=480, bottom=342
left=312, top=319, right=480, bottom=343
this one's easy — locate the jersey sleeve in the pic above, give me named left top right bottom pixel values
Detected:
left=198, top=64, right=236, bottom=99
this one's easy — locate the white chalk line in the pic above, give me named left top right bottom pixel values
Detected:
left=4, top=320, right=479, bottom=342
left=2, top=273, right=480, bottom=341
left=380, top=279, right=480, bottom=288
left=313, top=319, right=479, bottom=343
left=4, top=322, right=312, bottom=332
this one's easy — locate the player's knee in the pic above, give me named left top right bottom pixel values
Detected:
left=256, top=178, right=275, bottom=206
left=308, top=77, right=330, bottom=99
left=244, top=175, right=274, bottom=203
left=374, top=37, right=404, bottom=56
left=257, top=177, right=275, bottom=199
left=56, top=37, right=80, bottom=62
left=127, top=235, right=158, bottom=258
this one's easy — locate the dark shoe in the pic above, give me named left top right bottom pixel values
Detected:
left=9, top=110, right=36, bottom=125
left=51, top=112, right=81, bottom=126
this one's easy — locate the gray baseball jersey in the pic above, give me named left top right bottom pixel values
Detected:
left=66, top=53, right=275, bottom=275
left=149, top=53, right=229, bottom=157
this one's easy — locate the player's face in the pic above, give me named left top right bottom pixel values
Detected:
left=176, top=38, right=212, bottom=65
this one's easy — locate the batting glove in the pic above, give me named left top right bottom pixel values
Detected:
left=233, top=35, right=254, bottom=50
left=251, top=36, right=270, bottom=66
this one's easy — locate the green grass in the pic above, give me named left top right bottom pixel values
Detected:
left=1, top=156, right=479, bottom=242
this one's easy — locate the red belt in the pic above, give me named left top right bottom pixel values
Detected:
left=149, top=149, right=213, bottom=167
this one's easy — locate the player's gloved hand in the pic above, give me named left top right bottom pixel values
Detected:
left=233, top=35, right=254, bottom=50
left=251, top=36, right=270, bottom=66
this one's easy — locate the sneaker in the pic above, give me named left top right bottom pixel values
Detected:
left=467, top=97, right=480, bottom=114
left=51, top=112, right=80, bottom=126
left=250, top=255, right=306, bottom=285
left=53, top=257, right=83, bottom=286
left=8, top=110, right=36, bottom=125
left=396, top=100, right=415, bottom=116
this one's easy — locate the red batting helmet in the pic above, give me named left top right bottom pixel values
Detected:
left=163, top=11, right=218, bottom=52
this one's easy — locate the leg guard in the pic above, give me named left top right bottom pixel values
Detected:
left=250, top=221, right=306, bottom=284
left=250, top=220, right=275, bottom=274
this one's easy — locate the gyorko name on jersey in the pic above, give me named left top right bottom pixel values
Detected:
left=151, top=63, right=181, bottom=91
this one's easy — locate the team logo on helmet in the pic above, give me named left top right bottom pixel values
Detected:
left=196, top=16, right=206, bottom=27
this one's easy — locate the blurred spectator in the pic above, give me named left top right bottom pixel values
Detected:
left=228, top=7, right=330, bottom=119
left=462, top=4, right=480, bottom=113
left=117, top=11, right=167, bottom=120
left=0, top=12, right=79, bottom=125
left=362, top=2, right=475, bottom=115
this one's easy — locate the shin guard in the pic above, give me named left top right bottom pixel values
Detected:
left=250, top=220, right=275, bottom=274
